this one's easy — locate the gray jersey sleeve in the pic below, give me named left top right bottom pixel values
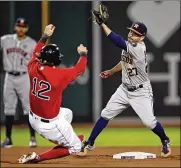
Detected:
left=0, top=36, right=3, bottom=70
left=0, top=35, right=6, bottom=49
left=0, top=36, right=2, bottom=49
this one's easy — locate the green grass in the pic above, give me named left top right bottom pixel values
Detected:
left=1, top=127, right=180, bottom=147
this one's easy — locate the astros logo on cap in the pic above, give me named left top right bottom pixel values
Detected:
left=134, top=24, right=139, bottom=28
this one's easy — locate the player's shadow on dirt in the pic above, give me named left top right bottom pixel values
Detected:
left=74, top=154, right=113, bottom=159
left=165, top=155, right=180, bottom=160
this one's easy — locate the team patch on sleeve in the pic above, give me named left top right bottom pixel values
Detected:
left=130, top=42, right=137, bottom=47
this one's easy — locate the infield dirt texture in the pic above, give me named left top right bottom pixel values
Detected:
left=1, top=125, right=180, bottom=167
left=1, top=147, right=180, bottom=167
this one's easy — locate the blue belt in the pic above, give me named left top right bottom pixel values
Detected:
left=123, top=84, right=143, bottom=92
left=8, top=71, right=27, bottom=76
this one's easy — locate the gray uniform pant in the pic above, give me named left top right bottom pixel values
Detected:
left=3, top=72, right=30, bottom=116
left=101, top=81, right=157, bottom=129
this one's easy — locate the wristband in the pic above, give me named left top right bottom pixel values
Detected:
left=80, top=52, right=88, bottom=58
left=40, top=34, right=49, bottom=44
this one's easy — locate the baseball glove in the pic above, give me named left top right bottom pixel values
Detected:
left=91, top=4, right=109, bottom=26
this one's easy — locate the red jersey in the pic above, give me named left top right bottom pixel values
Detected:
left=28, top=41, right=87, bottom=119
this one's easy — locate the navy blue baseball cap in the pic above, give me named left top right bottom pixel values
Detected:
left=15, top=18, right=28, bottom=27
left=127, top=22, right=147, bottom=36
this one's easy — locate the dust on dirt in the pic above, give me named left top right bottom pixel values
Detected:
left=1, top=147, right=180, bottom=167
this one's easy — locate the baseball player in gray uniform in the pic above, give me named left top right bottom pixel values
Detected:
left=0, top=18, right=37, bottom=148
left=77, top=5, right=171, bottom=158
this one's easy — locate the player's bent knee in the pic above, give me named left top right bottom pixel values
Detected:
left=64, top=108, right=73, bottom=124
left=4, top=108, right=16, bottom=116
left=101, top=108, right=112, bottom=120
left=143, top=119, right=157, bottom=129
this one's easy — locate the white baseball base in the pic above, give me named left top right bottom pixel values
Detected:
left=113, top=152, right=156, bottom=160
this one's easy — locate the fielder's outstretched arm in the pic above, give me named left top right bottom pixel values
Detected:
left=101, top=23, right=127, bottom=51
left=100, top=60, right=122, bottom=78
left=110, top=60, right=122, bottom=74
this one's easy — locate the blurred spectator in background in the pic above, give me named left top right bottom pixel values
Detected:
left=0, top=18, right=37, bottom=148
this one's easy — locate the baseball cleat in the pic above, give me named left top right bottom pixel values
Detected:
left=83, top=140, right=95, bottom=151
left=76, top=140, right=95, bottom=156
left=1, top=138, right=13, bottom=148
left=18, top=152, right=38, bottom=163
left=29, top=137, right=37, bottom=148
left=161, top=138, right=171, bottom=157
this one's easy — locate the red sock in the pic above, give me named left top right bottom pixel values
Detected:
left=37, top=146, right=70, bottom=162
left=78, top=134, right=84, bottom=142
left=35, top=136, right=84, bottom=162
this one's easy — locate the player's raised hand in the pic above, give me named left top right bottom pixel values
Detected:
left=77, top=44, right=88, bottom=55
left=100, top=70, right=113, bottom=78
left=44, top=24, right=55, bottom=37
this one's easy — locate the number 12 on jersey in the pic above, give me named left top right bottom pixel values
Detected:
left=32, top=77, right=51, bottom=100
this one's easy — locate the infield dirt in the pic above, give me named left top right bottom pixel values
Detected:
left=1, top=147, right=180, bottom=167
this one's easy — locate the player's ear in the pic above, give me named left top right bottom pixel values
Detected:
left=14, top=25, right=17, bottom=32
left=140, top=36, right=145, bottom=41
left=24, top=27, right=28, bottom=33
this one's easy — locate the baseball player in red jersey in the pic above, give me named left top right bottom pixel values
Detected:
left=18, top=24, right=88, bottom=163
